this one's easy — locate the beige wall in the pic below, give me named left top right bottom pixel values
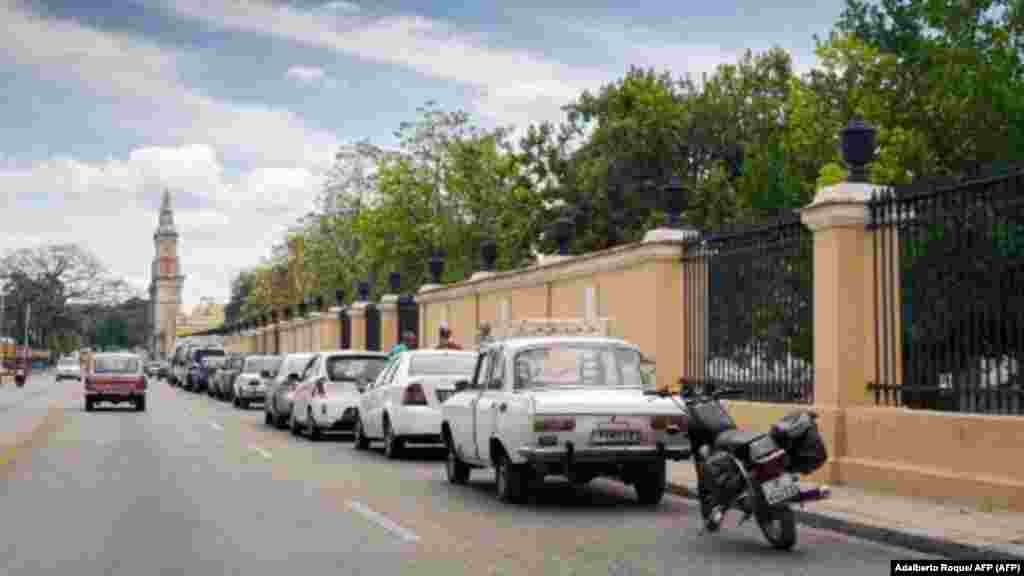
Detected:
left=417, top=241, right=685, bottom=391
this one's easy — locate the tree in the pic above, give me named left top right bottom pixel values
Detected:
left=834, top=0, right=1024, bottom=176
left=0, top=244, right=139, bottom=349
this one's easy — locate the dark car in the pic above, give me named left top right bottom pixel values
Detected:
left=185, top=347, right=225, bottom=392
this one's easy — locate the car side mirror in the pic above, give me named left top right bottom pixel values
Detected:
left=454, top=379, right=469, bottom=392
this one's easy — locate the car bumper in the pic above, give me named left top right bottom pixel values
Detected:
left=57, top=372, right=80, bottom=379
left=392, top=406, right=443, bottom=439
left=87, top=392, right=144, bottom=402
left=517, top=443, right=690, bottom=464
left=236, top=387, right=267, bottom=400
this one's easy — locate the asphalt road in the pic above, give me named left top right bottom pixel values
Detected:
left=2, top=373, right=935, bottom=575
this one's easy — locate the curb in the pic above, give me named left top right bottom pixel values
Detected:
left=666, top=481, right=1024, bottom=561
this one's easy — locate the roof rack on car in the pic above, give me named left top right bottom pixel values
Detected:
left=494, top=317, right=614, bottom=339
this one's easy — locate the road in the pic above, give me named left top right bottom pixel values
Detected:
left=2, top=373, right=934, bottom=575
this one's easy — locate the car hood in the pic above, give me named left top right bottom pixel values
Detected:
left=530, top=387, right=684, bottom=416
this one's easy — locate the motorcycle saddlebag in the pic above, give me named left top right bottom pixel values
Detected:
left=770, top=410, right=827, bottom=475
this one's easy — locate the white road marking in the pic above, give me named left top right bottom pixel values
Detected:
left=209, top=421, right=223, bottom=431
left=346, top=500, right=420, bottom=543
left=249, top=445, right=273, bottom=460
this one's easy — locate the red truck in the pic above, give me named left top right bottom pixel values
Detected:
left=84, top=352, right=147, bottom=412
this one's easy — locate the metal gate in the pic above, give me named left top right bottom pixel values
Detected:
left=397, top=295, right=418, bottom=347
left=366, top=304, right=381, bottom=351
left=340, top=308, right=351, bottom=350
left=681, top=212, right=814, bottom=403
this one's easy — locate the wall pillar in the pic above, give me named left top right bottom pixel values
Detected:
left=349, top=302, right=367, bottom=350
left=800, top=180, right=878, bottom=484
left=379, top=294, right=398, bottom=351
left=310, top=312, right=322, bottom=352
left=326, top=307, right=342, bottom=351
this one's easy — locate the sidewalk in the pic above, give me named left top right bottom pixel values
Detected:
left=667, top=461, right=1024, bottom=560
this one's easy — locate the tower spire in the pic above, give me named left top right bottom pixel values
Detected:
left=158, top=188, right=176, bottom=235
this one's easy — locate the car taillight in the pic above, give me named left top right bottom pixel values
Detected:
left=402, top=383, right=428, bottom=406
left=753, top=450, right=787, bottom=482
left=137, top=377, right=147, bottom=391
left=314, top=380, right=326, bottom=398
left=533, top=416, right=575, bottom=432
left=650, top=415, right=687, bottom=431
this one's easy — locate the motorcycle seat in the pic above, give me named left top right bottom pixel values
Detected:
left=714, top=429, right=767, bottom=452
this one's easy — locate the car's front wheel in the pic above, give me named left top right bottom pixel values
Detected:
left=307, top=409, right=320, bottom=441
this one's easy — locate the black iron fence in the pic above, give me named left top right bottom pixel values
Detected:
left=365, top=304, right=381, bottom=351
left=867, top=168, right=1024, bottom=415
left=340, top=308, right=351, bottom=350
left=681, top=211, right=814, bottom=403
left=397, top=295, right=419, bottom=348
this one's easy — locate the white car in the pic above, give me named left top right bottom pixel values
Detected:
left=440, top=331, right=691, bottom=505
left=290, top=351, right=389, bottom=440
left=233, top=355, right=282, bottom=409
left=56, top=357, right=82, bottom=381
left=354, top=349, right=478, bottom=458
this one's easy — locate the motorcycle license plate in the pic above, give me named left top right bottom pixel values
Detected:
left=762, top=475, right=800, bottom=505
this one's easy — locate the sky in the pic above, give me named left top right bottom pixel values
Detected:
left=0, top=0, right=845, bottom=312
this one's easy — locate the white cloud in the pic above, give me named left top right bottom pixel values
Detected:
left=164, top=1, right=741, bottom=131
left=0, top=2, right=338, bottom=306
left=322, top=1, right=361, bottom=13
left=0, top=1, right=339, bottom=170
left=286, top=65, right=327, bottom=84
left=0, top=146, right=320, bottom=307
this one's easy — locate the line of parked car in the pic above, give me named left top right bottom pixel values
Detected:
left=160, top=329, right=694, bottom=507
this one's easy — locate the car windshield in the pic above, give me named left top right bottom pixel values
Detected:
left=326, top=356, right=388, bottom=382
left=59, top=359, right=77, bottom=367
left=246, top=357, right=281, bottom=374
left=94, top=356, right=140, bottom=374
left=409, top=354, right=477, bottom=376
left=513, top=345, right=643, bottom=388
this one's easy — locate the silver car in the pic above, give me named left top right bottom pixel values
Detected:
left=56, top=356, right=82, bottom=381
left=264, top=353, right=316, bottom=429
left=233, top=355, right=282, bottom=409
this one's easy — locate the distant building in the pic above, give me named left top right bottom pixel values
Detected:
left=176, top=297, right=225, bottom=337
left=148, top=190, right=184, bottom=359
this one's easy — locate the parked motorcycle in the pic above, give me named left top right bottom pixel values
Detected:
left=646, top=381, right=830, bottom=550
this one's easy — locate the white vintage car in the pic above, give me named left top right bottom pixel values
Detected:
left=354, top=349, right=478, bottom=458
left=440, top=324, right=691, bottom=505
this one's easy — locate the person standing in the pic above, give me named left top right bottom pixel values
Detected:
left=437, top=322, right=462, bottom=350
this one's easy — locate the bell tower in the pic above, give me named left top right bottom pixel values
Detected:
left=149, top=189, right=185, bottom=358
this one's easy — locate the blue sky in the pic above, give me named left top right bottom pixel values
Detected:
left=0, top=0, right=845, bottom=309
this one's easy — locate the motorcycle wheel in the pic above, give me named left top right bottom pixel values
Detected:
left=757, top=505, right=797, bottom=550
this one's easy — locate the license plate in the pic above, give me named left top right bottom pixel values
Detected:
left=762, top=475, right=800, bottom=505
left=591, top=429, right=642, bottom=444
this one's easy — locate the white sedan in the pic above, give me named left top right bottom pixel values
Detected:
left=290, top=351, right=390, bottom=440
left=354, top=349, right=477, bottom=458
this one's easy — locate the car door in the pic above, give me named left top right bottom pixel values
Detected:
left=369, top=358, right=400, bottom=438
left=473, top=348, right=503, bottom=464
left=295, top=356, right=320, bottom=422
left=450, top=350, right=489, bottom=463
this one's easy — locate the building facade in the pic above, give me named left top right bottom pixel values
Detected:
left=148, top=190, right=184, bottom=359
